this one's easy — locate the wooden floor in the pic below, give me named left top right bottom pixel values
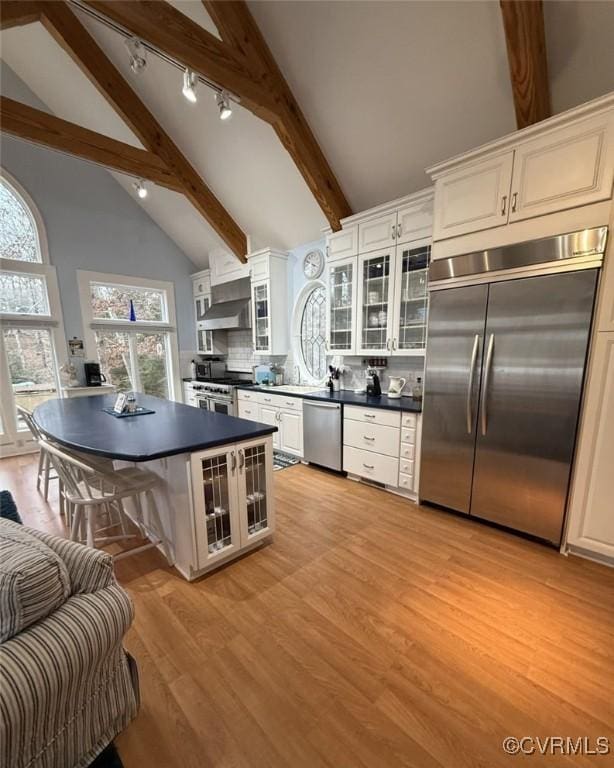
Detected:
left=2, top=454, right=614, bottom=767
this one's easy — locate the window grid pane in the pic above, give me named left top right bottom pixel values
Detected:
left=0, top=180, right=40, bottom=262
left=0, top=272, right=49, bottom=315
left=90, top=282, right=165, bottom=322
left=300, top=285, right=327, bottom=380
left=3, top=327, right=57, bottom=426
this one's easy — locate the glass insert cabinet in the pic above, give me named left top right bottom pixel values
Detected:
left=329, top=238, right=431, bottom=356
left=194, top=293, right=213, bottom=354
left=252, top=280, right=270, bottom=353
left=190, top=437, right=274, bottom=570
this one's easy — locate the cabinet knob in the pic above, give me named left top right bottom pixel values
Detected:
left=511, top=192, right=518, bottom=213
left=397, top=223, right=402, bottom=239
left=391, top=224, right=397, bottom=240
left=501, top=195, right=507, bottom=216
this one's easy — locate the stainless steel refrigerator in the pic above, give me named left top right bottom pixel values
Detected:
left=420, top=228, right=608, bottom=545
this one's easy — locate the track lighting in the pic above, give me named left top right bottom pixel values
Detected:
left=133, top=180, right=148, bottom=199
left=216, top=90, right=232, bottom=121
left=182, top=68, right=198, bottom=103
left=125, top=36, right=147, bottom=74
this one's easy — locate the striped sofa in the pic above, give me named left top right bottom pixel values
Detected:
left=0, top=519, right=138, bottom=768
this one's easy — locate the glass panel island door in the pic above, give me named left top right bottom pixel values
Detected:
left=237, top=439, right=274, bottom=546
left=191, top=447, right=241, bottom=565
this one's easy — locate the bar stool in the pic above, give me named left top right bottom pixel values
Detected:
left=41, top=438, right=172, bottom=563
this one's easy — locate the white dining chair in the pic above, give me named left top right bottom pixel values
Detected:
left=16, top=405, right=56, bottom=503
left=40, top=438, right=171, bottom=563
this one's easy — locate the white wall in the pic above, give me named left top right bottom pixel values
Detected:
left=0, top=63, right=197, bottom=359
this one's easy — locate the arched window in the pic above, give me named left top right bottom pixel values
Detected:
left=293, top=281, right=327, bottom=383
left=0, top=174, right=45, bottom=263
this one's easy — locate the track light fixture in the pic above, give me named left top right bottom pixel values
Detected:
left=182, top=68, right=198, bottom=103
left=125, top=36, right=147, bottom=74
left=133, top=180, right=148, bottom=199
left=216, top=90, right=232, bottom=121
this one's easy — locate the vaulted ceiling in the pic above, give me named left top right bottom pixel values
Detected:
left=1, top=1, right=613, bottom=269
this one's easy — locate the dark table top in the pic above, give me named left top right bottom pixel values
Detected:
left=235, top=385, right=422, bottom=413
left=33, top=394, right=277, bottom=462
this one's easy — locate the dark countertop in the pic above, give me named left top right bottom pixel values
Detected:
left=33, top=394, right=277, bottom=462
left=235, top=384, right=422, bottom=413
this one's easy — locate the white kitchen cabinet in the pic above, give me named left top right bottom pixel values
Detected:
left=358, top=211, right=399, bottom=253
left=565, top=332, right=614, bottom=563
left=249, top=250, right=288, bottom=356
left=397, top=411, right=421, bottom=498
left=343, top=406, right=400, bottom=487
left=326, top=256, right=358, bottom=355
left=237, top=400, right=258, bottom=420
left=432, top=151, right=514, bottom=241
left=356, top=247, right=397, bottom=355
left=192, top=270, right=226, bottom=356
left=508, top=113, right=614, bottom=224
left=258, top=403, right=280, bottom=449
left=183, top=382, right=197, bottom=407
left=390, top=239, right=431, bottom=356
left=343, top=419, right=400, bottom=458
left=327, top=225, right=358, bottom=261
left=279, top=409, right=303, bottom=455
left=397, top=198, right=434, bottom=245
left=209, top=248, right=250, bottom=286
left=344, top=446, right=399, bottom=487
left=190, top=437, right=274, bottom=568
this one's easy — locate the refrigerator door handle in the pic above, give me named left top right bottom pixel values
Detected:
left=480, top=333, right=495, bottom=436
left=466, top=334, right=480, bottom=434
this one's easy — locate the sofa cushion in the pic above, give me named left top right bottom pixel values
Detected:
left=0, top=519, right=71, bottom=643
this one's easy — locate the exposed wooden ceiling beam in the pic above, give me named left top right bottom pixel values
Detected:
left=0, top=0, right=43, bottom=30
left=85, top=0, right=352, bottom=230
left=1, top=96, right=183, bottom=192
left=500, top=0, right=551, bottom=129
left=40, top=1, right=247, bottom=260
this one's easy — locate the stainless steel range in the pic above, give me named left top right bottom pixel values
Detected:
left=191, top=378, right=250, bottom=416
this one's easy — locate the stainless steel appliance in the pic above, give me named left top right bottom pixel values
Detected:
left=303, top=400, right=343, bottom=471
left=420, top=227, right=607, bottom=545
left=192, top=378, right=252, bottom=416
left=193, top=359, right=226, bottom=381
left=84, top=362, right=106, bottom=386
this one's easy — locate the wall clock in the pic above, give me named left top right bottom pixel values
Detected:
left=303, top=249, right=325, bottom=280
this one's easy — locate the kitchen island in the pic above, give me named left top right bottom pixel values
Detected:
left=34, top=395, right=277, bottom=580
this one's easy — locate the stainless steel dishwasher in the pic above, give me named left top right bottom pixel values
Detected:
left=303, top=400, right=343, bottom=471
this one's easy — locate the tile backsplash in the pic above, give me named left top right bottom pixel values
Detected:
left=226, top=329, right=255, bottom=372
left=331, top=355, right=425, bottom=395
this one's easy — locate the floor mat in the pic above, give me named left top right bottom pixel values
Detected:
left=273, top=451, right=300, bottom=471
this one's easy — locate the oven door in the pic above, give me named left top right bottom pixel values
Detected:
left=208, top=397, right=235, bottom=416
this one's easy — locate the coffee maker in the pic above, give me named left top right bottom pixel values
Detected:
left=365, top=367, right=381, bottom=397
left=84, top=362, right=106, bottom=386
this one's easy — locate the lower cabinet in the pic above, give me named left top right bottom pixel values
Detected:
left=237, top=390, right=303, bottom=456
left=279, top=409, right=303, bottom=455
left=190, top=437, right=274, bottom=571
left=343, top=406, right=400, bottom=486
left=258, top=405, right=281, bottom=450
left=565, top=332, right=614, bottom=562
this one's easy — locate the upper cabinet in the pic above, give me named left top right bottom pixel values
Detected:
left=327, top=225, right=358, bottom=261
left=433, top=152, right=514, bottom=240
left=325, top=189, right=434, bottom=357
left=429, top=96, right=614, bottom=245
left=358, top=211, right=398, bottom=253
left=209, top=248, right=250, bottom=286
left=248, top=249, right=288, bottom=356
left=508, top=114, right=614, bottom=223
left=192, top=269, right=226, bottom=356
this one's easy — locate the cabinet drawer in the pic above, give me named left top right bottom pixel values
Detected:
left=238, top=390, right=258, bottom=402
left=401, top=412, right=417, bottom=428
left=259, top=392, right=282, bottom=408
left=344, top=405, right=401, bottom=428
left=277, top=396, right=302, bottom=411
left=343, top=419, right=400, bottom=458
left=238, top=402, right=257, bottom=420
left=400, top=443, right=415, bottom=461
left=344, top=446, right=399, bottom=486
left=398, top=472, right=414, bottom=492
left=401, top=427, right=416, bottom=445
left=400, top=458, right=414, bottom=476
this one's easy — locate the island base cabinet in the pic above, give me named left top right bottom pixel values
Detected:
left=190, top=437, right=275, bottom=573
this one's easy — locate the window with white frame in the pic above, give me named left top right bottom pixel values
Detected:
left=78, top=271, right=180, bottom=400
left=293, top=281, right=327, bottom=383
left=0, top=171, right=65, bottom=451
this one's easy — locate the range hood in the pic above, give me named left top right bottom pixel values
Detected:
left=202, top=297, right=251, bottom=330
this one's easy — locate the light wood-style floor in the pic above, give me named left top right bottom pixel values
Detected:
left=2, top=454, right=613, bottom=767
